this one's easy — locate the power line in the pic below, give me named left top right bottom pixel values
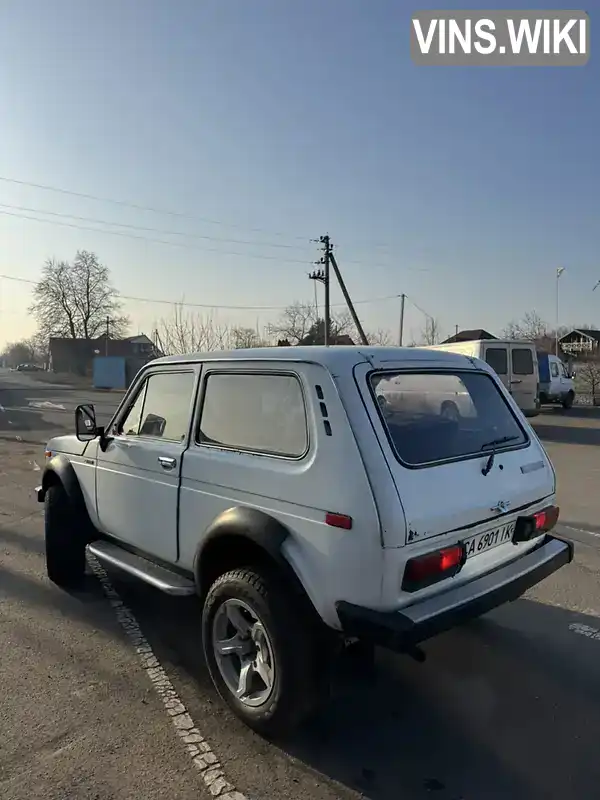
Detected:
left=0, top=272, right=405, bottom=311
left=0, top=174, right=429, bottom=254
left=0, top=207, right=432, bottom=271
left=406, top=295, right=434, bottom=320
left=0, top=209, right=313, bottom=264
left=0, top=202, right=313, bottom=251
left=0, top=175, right=311, bottom=241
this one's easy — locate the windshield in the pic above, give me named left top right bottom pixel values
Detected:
left=371, top=370, right=528, bottom=467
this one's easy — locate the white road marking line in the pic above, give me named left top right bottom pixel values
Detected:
left=29, top=401, right=66, bottom=410
left=87, top=553, right=247, bottom=800
left=0, top=403, right=5, bottom=412
left=569, top=622, right=600, bottom=641
left=561, top=524, right=600, bottom=540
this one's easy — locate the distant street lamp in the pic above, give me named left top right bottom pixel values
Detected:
left=556, top=267, right=565, bottom=356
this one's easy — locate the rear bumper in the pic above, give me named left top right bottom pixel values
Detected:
left=336, top=535, right=573, bottom=653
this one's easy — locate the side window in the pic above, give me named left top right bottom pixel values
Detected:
left=512, top=348, right=534, bottom=376
left=118, top=372, right=196, bottom=442
left=560, top=363, right=569, bottom=377
left=198, top=372, right=308, bottom=458
left=550, top=362, right=559, bottom=378
left=485, top=348, right=508, bottom=375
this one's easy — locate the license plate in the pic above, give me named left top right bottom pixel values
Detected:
left=464, top=522, right=515, bottom=559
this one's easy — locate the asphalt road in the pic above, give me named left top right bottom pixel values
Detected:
left=2, top=372, right=600, bottom=799
left=0, top=368, right=122, bottom=444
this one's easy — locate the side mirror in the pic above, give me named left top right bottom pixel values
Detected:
left=75, top=403, right=99, bottom=441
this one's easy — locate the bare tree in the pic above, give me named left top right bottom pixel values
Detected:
left=156, top=304, right=234, bottom=355
left=267, top=301, right=355, bottom=344
left=30, top=251, right=128, bottom=342
left=1, top=339, right=36, bottom=367
left=266, top=302, right=320, bottom=345
left=577, top=358, right=600, bottom=404
left=502, top=311, right=548, bottom=343
left=266, top=301, right=388, bottom=346
left=420, top=317, right=442, bottom=346
left=231, top=326, right=267, bottom=349
left=366, top=328, right=392, bottom=346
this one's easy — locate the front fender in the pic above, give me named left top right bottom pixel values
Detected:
left=39, top=454, right=93, bottom=533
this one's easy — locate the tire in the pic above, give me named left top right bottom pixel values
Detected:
left=202, top=567, right=324, bottom=737
left=562, top=392, right=575, bottom=410
left=45, top=483, right=87, bottom=588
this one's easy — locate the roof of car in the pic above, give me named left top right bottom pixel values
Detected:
left=151, top=345, right=479, bottom=370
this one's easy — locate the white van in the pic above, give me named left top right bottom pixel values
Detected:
left=38, top=346, right=571, bottom=735
left=538, top=352, right=576, bottom=409
left=427, top=339, right=540, bottom=416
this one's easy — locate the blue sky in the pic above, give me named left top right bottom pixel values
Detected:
left=0, top=0, right=598, bottom=348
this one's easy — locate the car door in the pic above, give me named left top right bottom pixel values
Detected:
left=95, top=367, right=199, bottom=562
left=559, top=360, right=574, bottom=395
left=509, top=345, right=538, bottom=412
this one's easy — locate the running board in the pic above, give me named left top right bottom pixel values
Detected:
left=87, top=541, right=196, bottom=596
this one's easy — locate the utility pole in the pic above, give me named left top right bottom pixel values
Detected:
left=455, top=324, right=459, bottom=337
left=311, top=234, right=369, bottom=347
left=328, top=247, right=369, bottom=346
left=308, top=267, right=326, bottom=343
left=321, top=234, right=331, bottom=346
left=309, top=235, right=332, bottom=345
left=556, top=267, right=565, bottom=356
left=398, top=293, right=406, bottom=346
left=105, top=316, right=111, bottom=356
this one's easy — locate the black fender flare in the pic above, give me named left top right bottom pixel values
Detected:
left=194, top=506, right=296, bottom=594
left=41, top=454, right=94, bottom=535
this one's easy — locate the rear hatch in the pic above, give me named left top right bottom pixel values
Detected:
left=354, top=356, right=555, bottom=548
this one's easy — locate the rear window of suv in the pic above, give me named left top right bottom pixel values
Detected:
left=370, top=370, right=528, bottom=467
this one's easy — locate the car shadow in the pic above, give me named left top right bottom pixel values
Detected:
left=0, top=522, right=45, bottom=555
left=0, top=406, right=58, bottom=434
left=531, top=421, right=600, bottom=446
left=538, top=405, right=600, bottom=420
left=98, top=568, right=600, bottom=800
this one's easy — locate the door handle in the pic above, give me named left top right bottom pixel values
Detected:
left=158, top=456, right=177, bottom=470
left=510, top=379, right=522, bottom=385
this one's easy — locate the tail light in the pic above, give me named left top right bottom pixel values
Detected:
left=402, top=543, right=465, bottom=593
left=514, top=505, right=559, bottom=543
left=534, top=506, right=560, bottom=531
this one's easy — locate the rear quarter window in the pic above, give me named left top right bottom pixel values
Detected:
left=197, top=372, right=308, bottom=458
